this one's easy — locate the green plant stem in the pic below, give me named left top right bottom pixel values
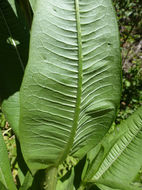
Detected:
left=44, top=167, right=58, bottom=190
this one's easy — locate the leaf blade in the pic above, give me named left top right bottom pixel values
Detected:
left=19, top=172, right=33, bottom=190
left=20, top=0, right=121, bottom=173
left=71, top=0, right=121, bottom=158
left=0, top=129, right=17, bottom=190
left=92, top=107, right=142, bottom=190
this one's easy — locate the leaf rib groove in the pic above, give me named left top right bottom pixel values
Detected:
left=56, top=0, right=83, bottom=165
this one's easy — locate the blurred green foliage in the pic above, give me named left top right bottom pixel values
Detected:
left=117, top=64, right=142, bottom=123
left=0, top=109, right=6, bottom=128
left=113, top=0, right=142, bottom=43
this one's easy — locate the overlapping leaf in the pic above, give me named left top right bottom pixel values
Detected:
left=19, top=172, right=33, bottom=190
left=0, top=129, right=17, bottom=190
left=91, top=107, right=142, bottom=190
left=97, top=184, right=121, bottom=190
left=20, top=0, right=121, bottom=173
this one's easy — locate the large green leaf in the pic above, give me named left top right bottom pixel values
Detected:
left=0, top=0, right=29, bottom=100
left=90, top=107, right=142, bottom=190
left=20, top=0, right=121, bottom=173
left=0, top=129, right=17, bottom=190
left=19, top=172, right=33, bottom=190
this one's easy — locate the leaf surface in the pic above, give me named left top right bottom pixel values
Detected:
left=19, top=172, right=33, bottom=190
left=92, top=107, right=142, bottom=190
left=20, top=0, right=121, bottom=173
left=0, top=181, right=8, bottom=190
left=0, top=129, right=17, bottom=190
left=97, top=184, right=120, bottom=190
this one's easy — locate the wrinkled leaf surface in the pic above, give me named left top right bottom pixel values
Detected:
left=20, top=0, right=121, bottom=173
left=92, top=107, right=142, bottom=190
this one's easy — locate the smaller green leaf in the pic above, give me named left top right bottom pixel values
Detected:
left=56, top=168, right=75, bottom=190
left=18, top=167, right=25, bottom=187
left=0, top=181, right=8, bottom=190
left=16, top=139, right=29, bottom=177
left=97, top=184, right=120, bottom=190
left=0, top=129, right=17, bottom=190
left=2, top=92, right=20, bottom=139
left=82, top=144, right=104, bottom=183
left=81, top=127, right=119, bottom=182
left=91, top=107, right=142, bottom=190
left=97, top=183, right=142, bottom=190
left=19, top=172, right=33, bottom=190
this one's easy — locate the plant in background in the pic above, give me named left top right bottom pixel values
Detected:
left=0, top=0, right=31, bottom=102
left=113, top=0, right=142, bottom=124
left=0, top=0, right=142, bottom=190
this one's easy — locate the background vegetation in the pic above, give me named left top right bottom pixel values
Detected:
left=0, top=0, right=142, bottom=187
left=113, top=0, right=142, bottom=123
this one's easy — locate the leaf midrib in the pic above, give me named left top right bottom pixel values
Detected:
left=56, top=0, right=83, bottom=165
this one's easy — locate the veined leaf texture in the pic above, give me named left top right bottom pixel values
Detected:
left=20, top=0, right=121, bottom=173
